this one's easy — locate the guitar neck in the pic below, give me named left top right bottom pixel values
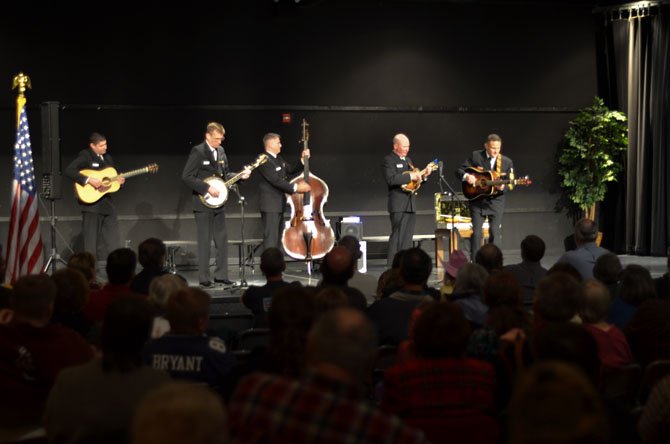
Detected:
left=118, top=167, right=150, bottom=180
left=224, top=171, right=246, bottom=187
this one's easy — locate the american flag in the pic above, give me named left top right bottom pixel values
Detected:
left=5, top=103, right=44, bottom=283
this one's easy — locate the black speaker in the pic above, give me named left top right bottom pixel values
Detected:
left=40, top=101, right=62, bottom=199
left=339, top=221, right=363, bottom=240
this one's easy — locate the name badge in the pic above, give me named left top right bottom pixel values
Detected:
left=275, top=166, right=282, bottom=171
left=396, top=163, right=403, bottom=168
left=202, top=160, right=210, bottom=165
left=91, top=162, right=99, bottom=167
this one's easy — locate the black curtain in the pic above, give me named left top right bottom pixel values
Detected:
left=598, top=7, right=670, bottom=256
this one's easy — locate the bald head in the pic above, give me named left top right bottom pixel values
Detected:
left=392, top=133, right=410, bottom=157
left=321, top=246, right=355, bottom=285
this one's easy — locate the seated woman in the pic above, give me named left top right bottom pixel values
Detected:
left=449, top=263, right=489, bottom=329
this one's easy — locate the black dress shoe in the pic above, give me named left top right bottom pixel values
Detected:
left=199, top=281, right=215, bottom=288
left=214, top=278, right=234, bottom=285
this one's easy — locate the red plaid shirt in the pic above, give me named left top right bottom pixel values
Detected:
left=229, top=370, right=428, bottom=444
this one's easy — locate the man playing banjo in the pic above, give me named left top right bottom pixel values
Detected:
left=182, top=122, right=251, bottom=288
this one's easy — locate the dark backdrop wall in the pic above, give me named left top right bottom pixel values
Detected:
left=0, top=0, right=597, bottom=259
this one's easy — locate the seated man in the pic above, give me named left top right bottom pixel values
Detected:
left=337, top=235, right=378, bottom=301
left=229, top=307, right=427, bottom=443
left=83, top=248, right=137, bottom=323
left=504, top=235, right=548, bottom=308
left=131, top=237, right=169, bottom=295
left=144, top=287, right=235, bottom=389
left=317, top=246, right=368, bottom=311
left=556, top=218, right=608, bottom=280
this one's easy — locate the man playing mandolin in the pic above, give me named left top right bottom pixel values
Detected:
left=456, top=133, right=514, bottom=255
left=65, top=132, right=126, bottom=260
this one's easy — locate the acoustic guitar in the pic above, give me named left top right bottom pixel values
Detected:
left=401, top=159, right=439, bottom=194
left=75, top=163, right=159, bottom=204
left=200, top=154, right=268, bottom=209
left=461, top=166, right=532, bottom=201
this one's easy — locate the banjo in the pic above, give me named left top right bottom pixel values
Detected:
left=200, top=154, right=268, bottom=208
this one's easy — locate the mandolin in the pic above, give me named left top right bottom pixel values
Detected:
left=75, top=163, right=159, bottom=204
left=401, top=159, right=439, bottom=194
left=461, top=166, right=532, bottom=201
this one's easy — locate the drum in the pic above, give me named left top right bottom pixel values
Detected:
left=199, top=176, right=229, bottom=208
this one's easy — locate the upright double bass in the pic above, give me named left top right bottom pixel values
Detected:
left=281, top=119, right=335, bottom=263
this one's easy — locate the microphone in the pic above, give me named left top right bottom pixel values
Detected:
left=438, top=161, right=444, bottom=177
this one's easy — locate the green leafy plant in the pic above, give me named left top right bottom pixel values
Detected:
left=557, top=97, right=628, bottom=220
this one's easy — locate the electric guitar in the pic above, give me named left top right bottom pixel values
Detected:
left=75, top=163, right=159, bottom=203
left=461, top=166, right=532, bottom=201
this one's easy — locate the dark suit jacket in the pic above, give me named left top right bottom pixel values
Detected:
left=64, top=148, right=117, bottom=214
left=382, top=152, right=415, bottom=213
left=456, top=149, right=514, bottom=212
left=182, top=142, right=233, bottom=212
left=257, top=152, right=302, bottom=213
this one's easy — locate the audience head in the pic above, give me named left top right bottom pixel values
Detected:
left=137, top=238, right=166, bottom=271
left=101, top=295, right=153, bottom=371
left=337, top=235, right=363, bottom=261
left=574, top=218, right=598, bottom=245
left=259, top=247, right=286, bottom=278
left=579, top=280, right=611, bottom=324
left=391, top=249, right=405, bottom=269
left=11, top=274, right=57, bottom=323
left=321, top=246, right=355, bottom=285
left=508, top=361, right=608, bottom=444
left=533, top=273, right=582, bottom=324
left=106, top=248, right=137, bottom=285
left=483, top=271, right=521, bottom=308
left=453, top=263, right=488, bottom=294
left=444, top=249, right=468, bottom=281
left=51, top=268, right=90, bottom=316
left=268, top=285, right=317, bottom=377
left=618, top=264, right=656, bottom=306
left=67, top=251, right=97, bottom=282
left=593, top=253, right=622, bottom=286
left=306, top=307, right=377, bottom=384
left=520, top=235, right=546, bottom=263
left=314, top=287, right=349, bottom=313
left=132, top=382, right=229, bottom=444
left=413, top=301, right=471, bottom=359
left=148, top=274, right=187, bottom=311
left=167, top=288, right=210, bottom=335
left=475, top=243, right=503, bottom=273
left=547, top=262, right=582, bottom=282
left=399, top=247, right=432, bottom=286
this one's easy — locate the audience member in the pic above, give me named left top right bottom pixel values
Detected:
left=314, top=286, right=350, bottom=313
left=241, top=247, right=297, bottom=327
left=383, top=301, right=498, bottom=444
left=368, top=247, right=436, bottom=345
left=338, top=235, right=378, bottom=301
left=625, top=297, right=670, bottom=368
left=132, top=382, right=230, bottom=444
left=317, top=246, right=368, bottom=310
left=556, top=218, right=609, bottom=280
left=50, top=268, right=96, bottom=343
left=579, top=280, right=633, bottom=368
left=144, top=287, right=235, bottom=389
left=45, top=295, right=169, bottom=444
left=533, top=273, right=582, bottom=330
left=546, top=261, right=583, bottom=282
left=68, top=251, right=101, bottom=290
left=504, top=234, right=548, bottom=308
left=593, top=252, right=622, bottom=296
left=376, top=249, right=405, bottom=299
left=449, top=262, right=489, bottom=328
left=610, top=264, right=656, bottom=329
left=131, top=238, right=169, bottom=295
left=147, top=274, right=187, bottom=338
left=475, top=243, right=503, bottom=274
left=229, top=307, right=427, bottom=443
left=637, top=374, right=670, bottom=444
left=508, top=361, right=608, bottom=444
left=440, top=249, right=468, bottom=297
left=0, top=275, right=93, bottom=435
left=83, top=248, right=138, bottom=323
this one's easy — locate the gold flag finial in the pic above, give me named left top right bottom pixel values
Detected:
left=12, top=72, right=32, bottom=97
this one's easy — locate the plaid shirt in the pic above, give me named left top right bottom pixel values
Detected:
left=229, top=370, right=428, bottom=444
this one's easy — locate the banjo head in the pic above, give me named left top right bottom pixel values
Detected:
left=200, top=176, right=229, bottom=208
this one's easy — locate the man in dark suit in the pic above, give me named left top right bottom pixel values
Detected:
left=456, top=134, right=514, bottom=254
left=382, top=133, right=432, bottom=268
left=64, top=132, right=125, bottom=260
left=182, top=122, right=250, bottom=287
left=256, top=133, right=310, bottom=253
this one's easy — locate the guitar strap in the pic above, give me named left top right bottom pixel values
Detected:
left=496, top=155, right=502, bottom=174
left=406, top=159, right=415, bottom=171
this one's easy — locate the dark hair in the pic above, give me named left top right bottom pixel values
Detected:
left=167, top=288, right=210, bottom=334
left=521, top=235, right=545, bottom=262
left=314, top=287, right=349, bottom=313
left=399, top=247, right=432, bottom=285
left=137, top=238, right=166, bottom=270
left=618, top=264, right=656, bottom=306
left=101, top=295, right=152, bottom=372
left=89, top=132, right=106, bottom=145
left=593, top=253, right=622, bottom=285
left=259, top=247, right=286, bottom=277
left=321, top=247, right=355, bottom=285
left=580, top=280, right=611, bottom=324
left=11, top=274, right=57, bottom=320
left=391, top=249, right=405, bottom=269
left=263, top=133, right=280, bottom=145
left=413, top=301, right=471, bottom=358
left=337, top=235, right=362, bottom=260
left=487, top=134, right=502, bottom=143
left=547, top=262, right=582, bottom=283
left=68, top=251, right=96, bottom=281
left=534, top=273, right=582, bottom=323
left=475, top=244, right=503, bottom=273
left=105, top=248, right=137, bottom=285
left=483, top=272, right=521, bottom=308
left=575, top=218, right=598, bottom=243
left=51, top=268, right=89, bottom=315
left=533, top=323, right=600, bottom=384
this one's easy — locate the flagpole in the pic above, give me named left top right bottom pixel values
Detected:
left=12, top=72, right=31, bottom=125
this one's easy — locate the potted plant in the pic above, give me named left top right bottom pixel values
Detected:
left=557, top=97, right=628, bottom=225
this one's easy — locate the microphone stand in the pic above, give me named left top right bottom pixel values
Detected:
left=437, top=167, right=467, bottom=255
left=228, top=184, right=249, bottom=290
